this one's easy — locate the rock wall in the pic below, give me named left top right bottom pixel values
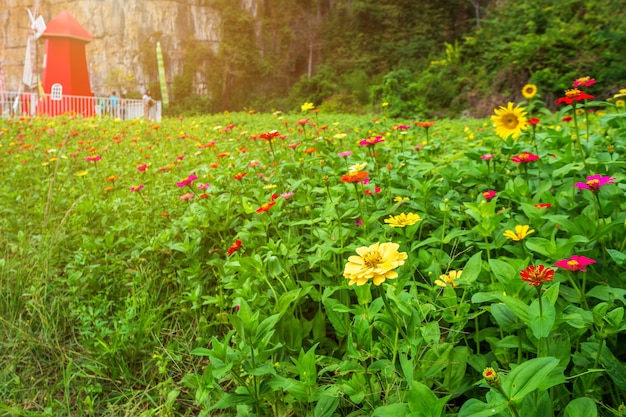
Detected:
left=0, top=0, right=224, bottom=94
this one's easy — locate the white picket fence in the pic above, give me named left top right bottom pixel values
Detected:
left=0, top=91, right=161, bottom=121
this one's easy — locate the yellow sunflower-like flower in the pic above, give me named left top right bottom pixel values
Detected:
left=435, top=270, right=462, bottom=287
left=491, top=102, right=528, bottom=139
left=615, top=99, right=625, bottom=108
left=521, top=84, right=538, bottom=99
left=343, top=242, right=408, bottom=286
left=301, top=102, right=315, bottom=112
left=384, top=212, right=422, bottom=228
left=503, top=225, right=535, bottom=241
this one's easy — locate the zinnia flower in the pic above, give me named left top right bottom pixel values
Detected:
left=227, top=239, right=242, bottom=256
left=534, top=203, right=551, bottom=209
left=520, top=265, right=555, bottom=286
left=555, top=255, right=596, bottom=272
left=337, top=151, right=353, bottom=157
left=491, top=102, right=528, bottom=139
left=301, top=102, right=315, bottom=112
left=341, top=171, right=369, bottom=183
left=130, top=184, right=144, bottom=192
left=137, top=164, right=148, bottom=172
left=417, top=121, right=436, bottom=129
left=233, top=172, right=248, bottom=181
left=180, top=193, right=194, bottom=200
left=527, top=118, right=540, bottom=126
left=483, top=190, right=496, bottom=200
left=511, top=152, right=539, bottom=163
left=256, top=201, right=276, bottom=213
left=573, top=76, right=596, bottom=88
left=384, top=212, right=422, bottom=228
left=483, top=368, right=501, bottom=388
left=259, top=130, right=280, bottom=140
left=522, top=84, right=538, bottom=99
left=503, top=225, right=535, bottom=241
left=86, top=155, right=102, bottom=162
left=435, top=270, right=462, bottom=288
left=349, top=162, right=368, bottom=172
left=574, top=174, right=616, bottom=191
left=480, top=154, right=494, bottom=161
left=359, top=136, right=384, bottom=146
left=343, top=242, right=408, bottom=286
left=176, top=174, right=198, bottom=187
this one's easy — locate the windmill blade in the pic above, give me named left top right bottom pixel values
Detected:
left=22, top=38, right=35, bottom=88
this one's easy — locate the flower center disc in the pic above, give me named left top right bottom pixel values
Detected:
left=504, top=116, right=518, bottom=129
left=363, top=251, right=383, bottom=268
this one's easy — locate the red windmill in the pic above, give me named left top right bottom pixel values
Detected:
left=38, top=11, right=94, bottom=116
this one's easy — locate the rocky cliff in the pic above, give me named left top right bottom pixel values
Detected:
left=0, top=0, right=234, bottom=94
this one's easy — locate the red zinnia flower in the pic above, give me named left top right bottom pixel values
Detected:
left=176, top=174, right=198, bottom=187
left=137, top=163, right=148, bottom=172
left=233, top=172, right=248, bottom=180
left=417, top=121, right=436, bottom=129
left=520, top=265, right=555, bottom=286
left=511, top=152, right=539, bottom=163
left=227, top=239, right=242, bottom=256
left=527, top=118, right=540, bottom=125
left=341, top=171, right=369, bottom=183
left=554, top=255, right=596, bottom=272
left=256, top=201, right=276, bottom=213
left=259, top=130, right=280, bottom=140
left=534, top=203, right=551, bottom=209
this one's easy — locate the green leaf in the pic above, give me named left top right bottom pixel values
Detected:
left=564, top=397, right=597, bottom=417
left=502, top=357, right=562, bottom=403
left=528, top=298, right=556, bottom=338
left=406, top=381, right=448, bottom=417
left=314, top=394, right=340, bottom=417
left=459, top=251, right=483, bottom=284
left=458, top=398, right=507, bottom=417
left=372, top=403, right=410, bottom=417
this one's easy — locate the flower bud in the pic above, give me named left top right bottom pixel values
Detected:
left=483, top=367, right=501, bottom=388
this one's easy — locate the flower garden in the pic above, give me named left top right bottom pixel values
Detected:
left=1, top=78, right=625, bottom=416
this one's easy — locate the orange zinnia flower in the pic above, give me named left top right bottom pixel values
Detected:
left=256, top=201, right=276, bottom=213
left=341, top=171, right=369, bottom=183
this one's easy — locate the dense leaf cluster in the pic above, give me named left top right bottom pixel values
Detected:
left=158, top=0, right=626, bottom=117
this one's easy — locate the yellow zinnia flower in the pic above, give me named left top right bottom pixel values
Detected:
left=491, top=102, right=528, bottom=139
left=521, top=84, right=538, bottom=100
left=301, top=102, right=315, bottom=112
left=435, top=270, right=462, bottom=287
left=349, top=162, right=368, bottom=173
left=343, top=242, right=408, bottom=286
left=503, top=225, right=535, bottom=241
left=384, top=212, right=422, bottom=228
left=393, top=196, right=410, bottom=202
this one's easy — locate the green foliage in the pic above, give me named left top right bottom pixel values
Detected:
left=1, top=95, right=625, bottom=415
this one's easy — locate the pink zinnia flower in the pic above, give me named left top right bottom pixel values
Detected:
left=482, top=190, right=496, bottom=200
left=338, top=151, right=353, bottom=157
left=197, top=183, right=210, bottom=190
left=86, top=155, right=102, bottom=162
left=554, top=255, right=596, bottom=272
left=359, top=136, right=384, bottom=146
left=511, top=152, right=539, bottom=163
left=281, top=191, right=294, bottom=200
left=574, top=174, right=616, bottom=191
left=180, top=193, right=194, bottom=200
left=137, top=163, right=148, bottom=172
left=480, top=154, right=494, bottom=161
left=176, top=174, right=198, bottom=187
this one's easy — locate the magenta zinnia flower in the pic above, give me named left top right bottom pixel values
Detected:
left=130, top=184, right=144, bottom=192
left=86, top=155, right=102, bottom=162
left=554, top=255, right=596, bottom=272
left=359, top=136, right=384, bottom=146
left=176, top=174, right=198, bottom=187
left=482, top=190, right=496, bottom=200
left=574, top=174, right=616, bottom=191
left=511, top=152, right=539, bottom=163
